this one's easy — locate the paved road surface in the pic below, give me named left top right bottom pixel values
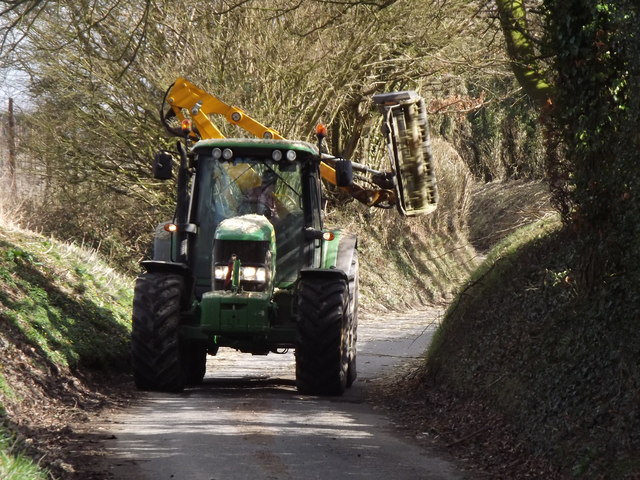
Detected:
left=96, top=308, right=468, bottom=479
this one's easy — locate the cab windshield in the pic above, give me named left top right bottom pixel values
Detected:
left=191, top=154, right=306, bottom=292
left=209, top=159, right=302, bottom=220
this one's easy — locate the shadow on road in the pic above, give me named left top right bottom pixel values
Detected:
left=83, top=312, right=467, bottom=480
left=195, top=375, right=297, bottom=393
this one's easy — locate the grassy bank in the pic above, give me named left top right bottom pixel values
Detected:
left=422, top=213, right=640, bottom=478
left=0, top=429, right=48, bottom=480
left=0, top=219, right=132, bottom=479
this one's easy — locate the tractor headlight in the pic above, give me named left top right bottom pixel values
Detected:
left=240, top=266, right=266, bottom=282
left=241, top=266, right=256, bottom=279
left=213, top=265, right=266, bottom=283
left=214, top=265, right=229, bottom=280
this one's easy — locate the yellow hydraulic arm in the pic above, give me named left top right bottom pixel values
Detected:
left=164, top=78, right=282, bottom=141
left=162, top=78, right=395, bottom=208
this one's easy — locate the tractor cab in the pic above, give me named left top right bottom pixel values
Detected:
left=188, top=139, right=323, bottom=299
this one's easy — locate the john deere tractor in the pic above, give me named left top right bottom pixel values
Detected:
left=131, top=79, right=438, bottom=396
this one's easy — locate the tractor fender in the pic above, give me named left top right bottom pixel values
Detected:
left=319, top=230, right=358, bottom=280
left=299, top=267, right=348, bottom=285
left=141, top=260, right=191, bottom=276
left=140, top=260, right=194, bottom=308
left=152, top=221, right=173, bottom=261
left=300, top=230, right=358, bottom=304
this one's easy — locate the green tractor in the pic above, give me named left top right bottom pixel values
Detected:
left=131, top=79, right=437, bottom=396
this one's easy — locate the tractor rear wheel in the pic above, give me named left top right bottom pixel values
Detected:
left=131, top=272, right=186, bottom=392
left=296, top=277, right=350, bottom=396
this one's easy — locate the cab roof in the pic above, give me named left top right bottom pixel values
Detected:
left=192, top=138, right=318, bottom=156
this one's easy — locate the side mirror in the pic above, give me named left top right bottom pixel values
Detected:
left=153, top=151, right=173, bottom=180
left=334, top=159, right=353, bottom=187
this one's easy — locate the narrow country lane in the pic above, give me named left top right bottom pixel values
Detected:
left=95, top=309, right=469, bottom=480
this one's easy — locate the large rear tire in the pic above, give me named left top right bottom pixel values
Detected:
left=296, top=277, right=350, bottom=396
left=131, top=273, right=186, bottom=392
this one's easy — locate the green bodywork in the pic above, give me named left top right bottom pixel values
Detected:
left=184, top=225, right=349, bottom=350
left=321, top=230, right=345, bottom=269
left=214, top=215, right=277, bottom=270
left=201, top=291, right=271, bottom=333
left=199, top=215, right=276, bottom=337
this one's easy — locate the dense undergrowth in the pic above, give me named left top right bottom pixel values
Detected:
left=0, top=219, right=132, bottom=479
left=424, top=215, right=640, bottom=478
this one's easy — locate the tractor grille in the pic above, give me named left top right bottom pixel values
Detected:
left=212, top=240, right=271, bottom=292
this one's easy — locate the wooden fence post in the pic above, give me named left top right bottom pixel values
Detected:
left=7, top=97, right=17, bottom=198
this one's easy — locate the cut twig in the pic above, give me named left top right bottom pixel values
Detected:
left=446, top=426, right=490, bottom=447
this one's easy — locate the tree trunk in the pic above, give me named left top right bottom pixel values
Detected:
left=495, top=0, right=554, bottom=106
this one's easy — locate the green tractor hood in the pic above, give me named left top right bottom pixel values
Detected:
left=215, top=214, right=276, bottom=245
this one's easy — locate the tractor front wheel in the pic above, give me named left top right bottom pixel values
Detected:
left=296, top=277, right=351, bottom=396
left=131, top=272, right=186, bottom=392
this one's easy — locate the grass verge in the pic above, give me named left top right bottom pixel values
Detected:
left=0, top=219, right=133, bottom=478
left=0, top=428, right=49, bottom=480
